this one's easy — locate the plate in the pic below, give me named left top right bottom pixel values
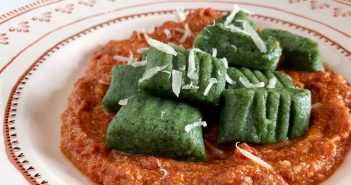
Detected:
left=1, top=0, right=351, bottom=184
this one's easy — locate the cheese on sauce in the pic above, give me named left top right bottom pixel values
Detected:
left=180, top=23, right=192, bottom=43
left=312, top=102, right=322, bottom=109
left=163, top=29, right=172, bottom=39
left=143, top=32, right=177, bottom=56
left=235, top=142, right=273, bottom=169
left=156, top=159, right=168, bottom=179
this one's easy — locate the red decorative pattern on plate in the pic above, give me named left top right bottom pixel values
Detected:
left=32, top=12, right=52, bottom=22
left=0, top=33, right=9, bottom=45
left=78, top=0, right=96, bottom=7
left=0, top=0, right=63, bottom=25
left=289, top=0, right=351, bottom=17
left=55, top=4, right=75, bottom=14
left=8, top=21, right=30, bottom=32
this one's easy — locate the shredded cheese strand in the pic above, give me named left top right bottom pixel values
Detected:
left=267, top=77, right=277, bottom=88
left=235, top=142, right=272, bottom=169
left=243, top=21, right=267, bottom=52
left=231, top=44, right=237, bottom=52
left=176, top=8, right=187, bottom=22
left=182, top=82, right=199, bottom=90
left=143, top=32, right=177, bottom=56
left=185, top=120, right=207, bottom=132
left=172, top=70, right=182, bottom=97
left=179, top=23, right=192, bottom=43
left=225, top=24, right=250, bottom=35
left=161, top=111, right=165, bottom=120
left=225, top=74, right=236, bottom=85
left=212, top=48, right=217, bottom=57
left=239, top=77, right=265, bottom=88
left=187, top=48, right=198, bottom=80
left=163, top=29, right=172, bottom=39
left=139, top=65, right=168, bottom=83
left=156, top=159, right=168, bottom=179
left=136, top=47, right=149, bottom=54
left=204, top=78, right=218, bottom=96
left=113, top=55, right=130, bottom=62
left=224, top=4, right=240, bottom=26
left=220, top=58, right=229, bottom=69
left=312, top=102, right=322, bottom=109
left=130, top=60, right=147, bottom=67
left=118, top=99, right=128, bottom=106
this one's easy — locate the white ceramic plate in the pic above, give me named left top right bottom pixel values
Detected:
left=1, top=0, right=351, bottom=184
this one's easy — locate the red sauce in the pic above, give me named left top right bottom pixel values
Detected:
left=61, top=8, right=351, bottom=184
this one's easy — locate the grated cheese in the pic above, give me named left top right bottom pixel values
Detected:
left=128, top=52, right=135, bottom=64
left=156, top=159, right=168, bottom=179
left=187, top=48, right=198, bottom=80
left=192, top=48, right=204, bottom=53
left=225, top=74, right=236, bottom=85
left=176, top=8, right=187, bottom=22
left=118, top=99, right=128, bottom=106
left=224, top=4, right=240, bottom=26
left=162, top=70, right=172, bottom=78
left=136, top=47, right=149, bottom=54
left=225, top=24, right=250, bottom=35
left=212, top=48, right=217, bottom=57
left=267, top=77, right=277, bottom=88
left=312, top=102, right=322, bottom=109
left=204, top=78, right=218, bottom=96
left=235, top=142, right=272, bottom=169
left=231, top=44, right=237, bottom=52
left=172, top=70, right=182, bottom=97
left=161, top=111, right=165, bottom=120
left=239, top=77, right=265, bottom=88
left=220, top=58, right=229, bottom=69
left=139, top=65, right=168, bottom=83
left=179, top=23, right=192, bottom=43
left=163, top=29, right=172, bottom=39
left=243, top=21, right=267, bottom=53
left=182, top=82, right=199, bottom=90
left=179, top=65, right=186, bottom=71
left=185, top=120, right=207, bottom=132
left=143, top=32, right=177, bottom=56
left=130, top=60, right=147, bottom=67
left=113, top=54, right=130, bottom=62
left=98, top=79, right=109, bottom=85
left=173, top=28, right=185, bottom=33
